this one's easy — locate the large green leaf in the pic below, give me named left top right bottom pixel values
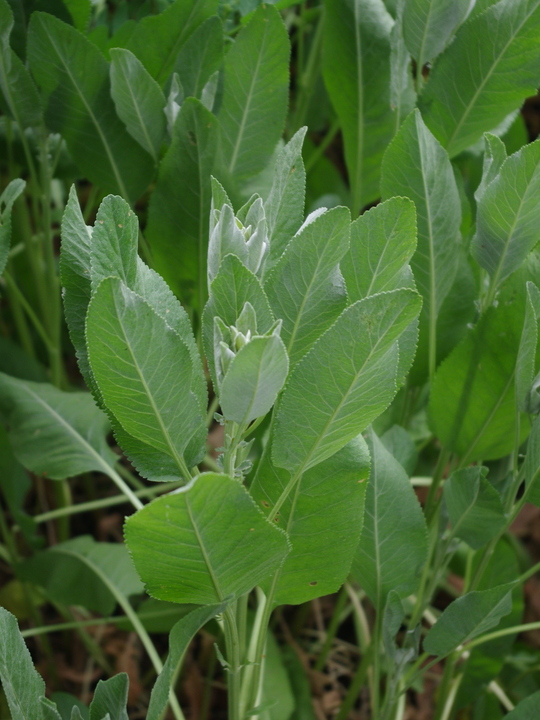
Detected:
left=125, top=0, right=218, bottom=85
left=443, top=466, right=506, bottom=549
left=110, top=48, right=166, bottom=163
left=18, top=536, right=144, bottom=616
left=89, top=675, right=128, bottom=720
left=146, top=98, right=217, bottom=309
left=0, top=178, right=25, bottom=278
left=264, top=206, right=350, bottom=366
left=423, top=583, right=515, bottom=657
left=381, top=109, right=461, bottom=377
left=323, top=0, right=395, bottom=214
left=147, top=604, right=225, bottom=720
left=125, top=473, right=289, bottom=604
left=429, top=274, right=531, bottom=462
left=86, top=278, right=206, bottom=474
left=352, top=431, right=427, bottom=606
left=418, top=0, right=540, bottom=157
left=272, top=288, right=422, bottom=474
left=220, top=335, right=288, bottom=424
left=265, top=128, right=307, bottom=266
left=402, top=0, right=472, bottom=70
left=471, top=138, right=540, bottom=295
left=0, top=608, right=46, bottom=720
left=251, top=435, right=369, bottom=605
left=0, top=0, right=42, bottom=129
left=0, top=373, right=117, bottom=480
left=28, top=12, right=153, bottom=201
left=202, top=255, right=275, bottom=389
left=89, top=194, right=207, bottom=421
left=389, top=1, right=416, bottom=130
left=217, top=4, right=289, bottom=180
left=341, top=196, right=416, bottom=301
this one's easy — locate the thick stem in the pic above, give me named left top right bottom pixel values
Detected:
left=223, top=606, right=242, bottom=720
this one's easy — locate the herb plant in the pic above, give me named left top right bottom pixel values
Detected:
left=1, top=0, right=540, bottom=718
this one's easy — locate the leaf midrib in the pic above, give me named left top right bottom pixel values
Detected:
left=444, top=3, right=539, bottom=154
left=42, top=18, right=129, bottom=199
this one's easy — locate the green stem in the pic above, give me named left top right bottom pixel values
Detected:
left=424, top=448, right=451, bottom=523
left=3, top=268, right=35, bottom=357
left=2, top=272, right=55, bottom=353
left=371, top=608, right=382, bottom=717
left=223, top=606, right=242, bottom=720
left=304, top=117, right=340, bottom=174
left=31, top=476, right=182, bottom=524
left=289, top=7, right=324, bottom=134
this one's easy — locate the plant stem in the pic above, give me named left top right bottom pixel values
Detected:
left=424, top=448, right=451, bottom=523
left=223, top=606, right=242, bottom=720
left=335, top=643, right=373, bottom=720
left=2, top=272, right=55, bottom=353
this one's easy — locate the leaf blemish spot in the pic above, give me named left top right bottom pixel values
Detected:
left=261, top=500, right=270, bottom=507
left=309, top=581, right=317, bottom=586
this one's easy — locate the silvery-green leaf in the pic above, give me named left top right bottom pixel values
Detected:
left=89, top=674, right=128, bottom=720
left=220, top=335, right=288, bottom=424
left=472, top=137, right=540, bottom=295
left=86, top=278, right=206, bottom=474
left=264, top=206, right=350, bottom=366
left=516, top=282, right=540, bottom=413
left=0, top=178, right=26, bottom=278
left=474, top=133, right=507, bottom=204
left=272, top=289, right=422, bottom=474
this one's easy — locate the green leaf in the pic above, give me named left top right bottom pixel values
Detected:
left=0, top=425, right=36, bottom=547
left=418, top=0, right=540, bottom=157
left=86, top=278, right=206, bottom=475
left=89, top=675, right=128, bottom=720
left=381, top=109, right=461, bottom=377
left=265, top=128, right=307, bottom=266
left=472, top=138, right=540, bottom=295
left=251, top=435, right=369, bottom=605
left=525, top=414, right=540, bottom=507
left=40, top=698, right=62, bottom=720
left=341, top=197, right=416, bottom=301
left=62, top=0, right=91, bottom=32
left=429, top=276, right=530, bottom=463
left=264, top=206, right=350, bottom=366
left=380, top=424, right=418, bottom=475
left=0, top=0, right=42, bottom=129
left=474, top=133, right=507, bottom=204
left=172, top=15, right=223, bottom=101
left=402, top=0, right=471, bottom=70
left=146, top=98, right=217, bottom=309
left=516, top=282, right=540, bottom=414
left=504, top=691, right=540, bottom=720
left=0, top=373, right=116, bottom=480
left=272, top=288, right=422, bottom=474
left=89, top=194, right=207, bottom=425
left=27, top=12, right=153, bottom=201
left=220, top=335, right=288, bottom=424
left=51, top=694, right=88, bottom=720
left=443, top=466, right=506, bottom=549
left=390, top=1, right=416, bottom=130
left=110, top=48, right=166, bottom=163
left=203, top=255, right=275, bottom=389
left=423, top=583, right=515, bottom=657
left=125, top=472, right=290, bottom=604
left=352, top=430, right=427, bottom=606
left=217, top=4, right=289, bottom=180
left=59, top=187, right=93, bottom=386
left=125, top=0, right=219, bottom=85
left=260, top=631, right=295, bottom=720
left=0, top=178, right=25, bottom=278
left=18, top=536, right=144, bottom=616
left=0, top=607, right=46, bottom=720
left=147, top=604, right=225, bottom=720
left=323, top=0, right=395, bottom=214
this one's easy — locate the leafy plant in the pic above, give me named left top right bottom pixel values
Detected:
left=0, top=0, right=540, bottom=718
